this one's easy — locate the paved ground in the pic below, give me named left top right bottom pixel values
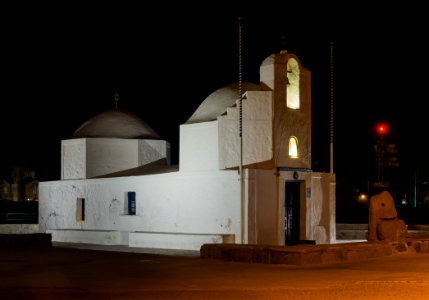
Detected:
left=1, top=240, right=429, bottom=299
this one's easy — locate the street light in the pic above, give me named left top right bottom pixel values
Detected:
left=376, top=123, right=387, bottom=135
left=375, top=122, right=387, bottom=183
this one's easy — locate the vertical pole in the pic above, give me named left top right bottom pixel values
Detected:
left=375, top=131, right=384, bottom=183
left=380, top=134, right=384, bottom=182
left=330, top=41, right=334, bottom=174
left=238, top=17, right=245, bottom=244
left=329, top=41, right=336, bottom=243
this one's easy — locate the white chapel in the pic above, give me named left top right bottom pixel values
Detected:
left=38, top=50, right=336, bottom=250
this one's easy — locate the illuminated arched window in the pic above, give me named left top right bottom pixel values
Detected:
left=288, top=136, right=298, bottom=158
left=286, top=58, right=300, bottom=109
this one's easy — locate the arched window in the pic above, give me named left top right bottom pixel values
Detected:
left=286, top=58, right=300, bottom=109
left=289, top=136, right=298, bottom=158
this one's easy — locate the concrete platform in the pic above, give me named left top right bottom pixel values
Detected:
left=201, top=231, right=429, bottom=265
left=200, top=241, right=395, bottom=265
left=3, top=231, right=429, bottom=266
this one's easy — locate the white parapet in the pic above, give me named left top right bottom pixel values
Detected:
left=129, top=231, right=235, bottom=251
left=47, top=229, right=129, bottom=245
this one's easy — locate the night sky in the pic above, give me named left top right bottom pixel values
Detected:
left=1, top=6, right=428, bottom=201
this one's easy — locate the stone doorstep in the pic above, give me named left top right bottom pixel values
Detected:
left=200, top=242, right=396, bottom=266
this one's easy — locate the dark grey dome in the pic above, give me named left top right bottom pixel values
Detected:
left=185, top=82, right=261, bottom=124
left=72, top=108, right=160, bottom=139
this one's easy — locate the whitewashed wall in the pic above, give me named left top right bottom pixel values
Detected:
left=218, top=91, right=273, bottom=169
left=179, top=121, right=219, bottom=171
left=39, top=169, right=241, bottom=244
left=62, top=138, right=170, bottom=179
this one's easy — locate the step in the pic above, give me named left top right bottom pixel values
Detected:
left=129, top=232, right=235, bottom=251
left=46, top=229, right=128, bottom=245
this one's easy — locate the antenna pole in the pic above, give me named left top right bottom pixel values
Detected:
left=238, top=16, right=245, bottom=244
left=330, top=41, right=334, bottom=174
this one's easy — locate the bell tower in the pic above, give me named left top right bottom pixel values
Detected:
left=259, top=50, right=312, bottom=169
left=218, top=50, right=311, bottom=170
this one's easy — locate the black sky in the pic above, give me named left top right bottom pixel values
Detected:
left=1, top=5, right=428, bottom=192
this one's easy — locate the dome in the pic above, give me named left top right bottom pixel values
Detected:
left=71, top=108, right=160, bottom=139
left=185, top=82, right=261, bottom=124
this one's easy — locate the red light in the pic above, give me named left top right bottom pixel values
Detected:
left=376, top=123, right=387, bottom=135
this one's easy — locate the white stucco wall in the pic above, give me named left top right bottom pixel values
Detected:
left=309, top=173, right=336, bottom=243
left=179, top=121, right=219, bottom=172
left=139, top=140, right=170, bottom=166
left=62, top=138, right=170, bottom=179
left=247, top=169, right=278, bottom=245
left=39, top=169, right=241, bottom=247
left=218, top=91, right=273, bottom=169
left=62, top=139, right=86, bottom=180
left=86, top=139, right=139, bottom=179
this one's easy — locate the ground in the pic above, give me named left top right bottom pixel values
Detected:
left=1, top=242, right=429, bottom=299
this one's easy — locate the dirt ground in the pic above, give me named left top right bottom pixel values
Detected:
left=1, top=244, right=429, bottom=300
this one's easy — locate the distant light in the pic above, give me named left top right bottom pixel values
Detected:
left=357, top=193, right=368, bottom=203
left=376, top=123, right=387, bottom=135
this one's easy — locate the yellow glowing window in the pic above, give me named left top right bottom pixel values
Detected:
left=289, top=136, right=298, bottom=158
left=286, top=58, right=300, bottom=109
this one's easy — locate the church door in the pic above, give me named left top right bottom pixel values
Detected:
left=285, top=180, right=302, bottom=245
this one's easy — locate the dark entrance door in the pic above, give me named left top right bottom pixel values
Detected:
left=285, top=181, right=301, bottom=245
